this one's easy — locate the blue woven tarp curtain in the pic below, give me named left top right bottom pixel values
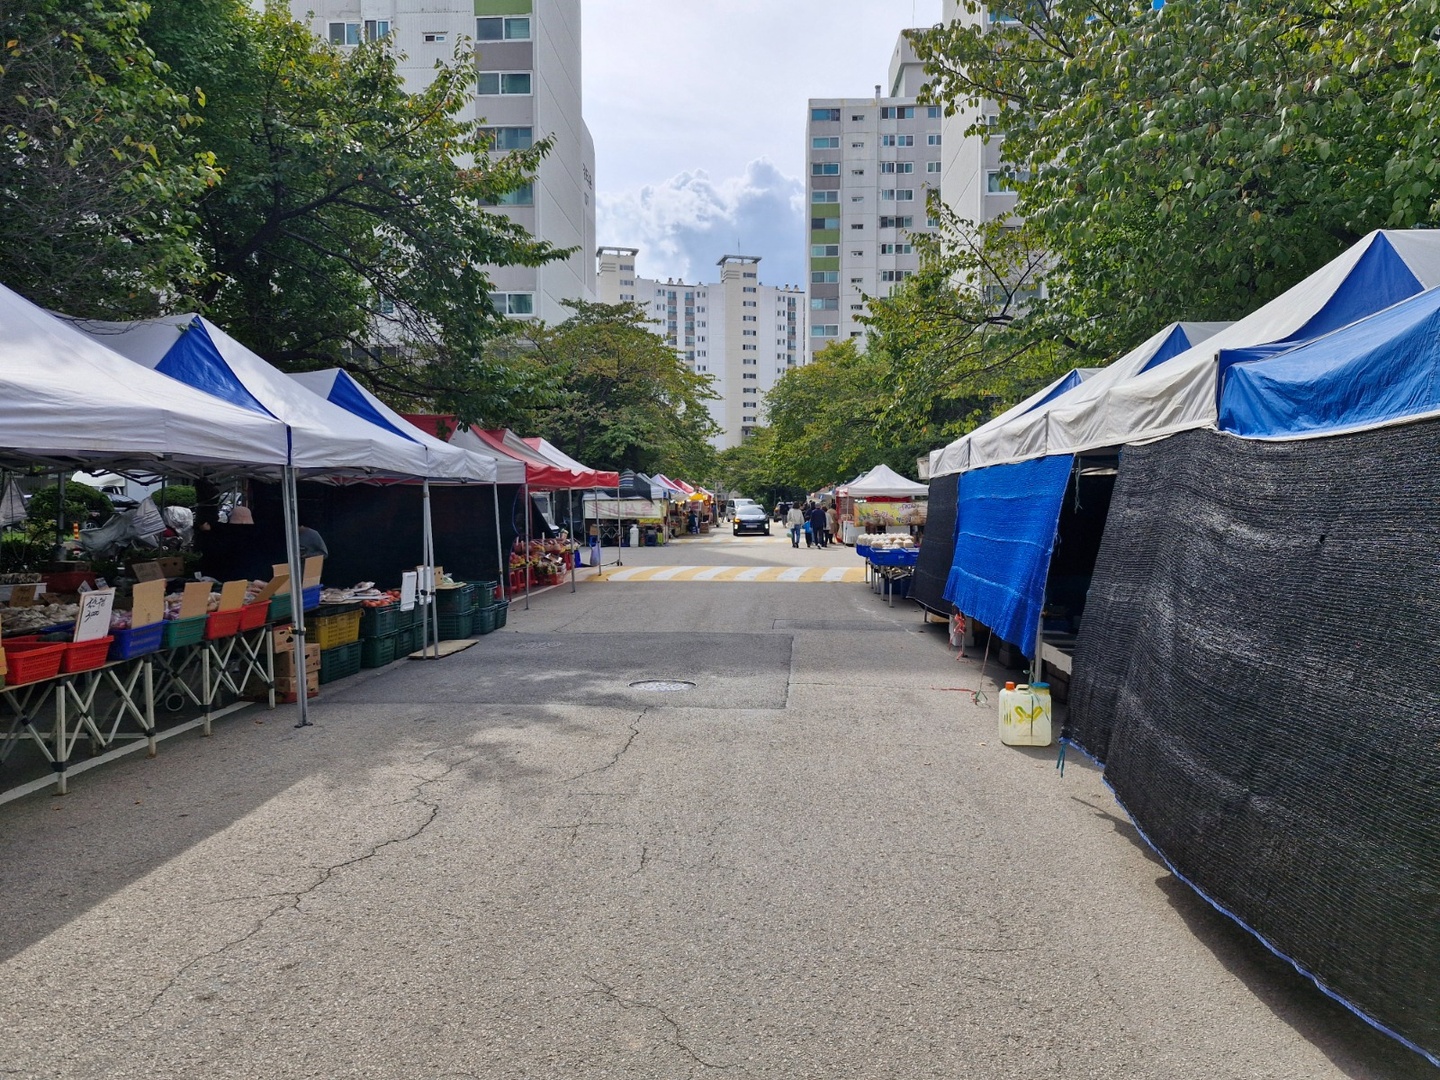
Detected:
left=943, top=454, right=1074, bottom=656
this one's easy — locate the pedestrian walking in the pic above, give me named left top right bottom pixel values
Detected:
left=824, top=504, right=837, bottom=547
left=809, top=503, right=827, bottom=548
left=785, top=503, right=805, bottom=548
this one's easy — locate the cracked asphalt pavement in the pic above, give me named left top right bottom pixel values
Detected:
left=0, top=533, right=1432, bottom=1078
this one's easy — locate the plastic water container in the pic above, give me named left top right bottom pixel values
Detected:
left=998, top=681, right=1053, bottom=746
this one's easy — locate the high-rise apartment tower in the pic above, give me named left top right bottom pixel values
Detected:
left=805, top=33, right=943, bottom=347
left=287, top=0, right=596, bottom=322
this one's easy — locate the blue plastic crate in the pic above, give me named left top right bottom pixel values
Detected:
left=108, top=621, right=165, bottom=661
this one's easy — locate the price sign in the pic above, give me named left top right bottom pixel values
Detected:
left=73, top=588, right=116, bottom=643
left=399, top=571, right=417, bottom=612
left=8, top=584, right=37, bottom=608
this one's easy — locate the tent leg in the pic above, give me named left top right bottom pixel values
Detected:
left=523, top=481, right=531, bottom=611
left=281, top=466, right=310, bottom=728
left=493, top=484, right=506, bottom=603
left=568, top=489, right=576, bottom=593
left=422, top=480, right=439, bottom=659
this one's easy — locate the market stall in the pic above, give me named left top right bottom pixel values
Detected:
left=837, top=464, right=928, bottom=545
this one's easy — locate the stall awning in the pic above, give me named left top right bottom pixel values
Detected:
left=943, top=454, right=1074, bottom=658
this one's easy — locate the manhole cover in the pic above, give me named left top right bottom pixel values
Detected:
left=629, top=680, right=696, bottom=693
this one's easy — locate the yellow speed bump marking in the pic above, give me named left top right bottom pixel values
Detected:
left=599, top=565, right=866, bottom=583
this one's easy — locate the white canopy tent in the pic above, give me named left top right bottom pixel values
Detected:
left=0, top=287, right=289, bottom=473
left=843, top=464, right=929, bottom=498
left=931, top=230, right=1440, bottom=477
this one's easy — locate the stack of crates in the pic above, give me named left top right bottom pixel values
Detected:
left=358, top=602, right=402, bottom=669
left=435, top=583, right=475, bottom=640
left=312, top=605, right=363, bottom=684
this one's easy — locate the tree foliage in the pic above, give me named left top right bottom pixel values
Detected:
left=908, top=0, right=1440, bottom=358
left=509, top=301, right=721, bottom=476
left=0, top=0, right=217, bottom=316
left=143, top=0, right=565, bottom=423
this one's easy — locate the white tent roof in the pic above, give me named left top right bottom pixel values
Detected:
left=288, top=368, right=500, bottom=483
left=0, top=285, right=289, bottom=471
left=71, top=315, right=449, bottom=479
left=526, top=437, right=589, bottom=474
left=930, top=229, right=1440, bottom=476
left=844, top=463, right=929, bottom=498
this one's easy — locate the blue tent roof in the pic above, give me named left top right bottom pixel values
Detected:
left=156, top=318, right=276, bottom=419
left=317, top=369, right=420, bottom=443
left=1220, top=284, right=1440, bottom=439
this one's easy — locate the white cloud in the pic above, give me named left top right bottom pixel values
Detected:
left=597, top=160, right=807, bottom=289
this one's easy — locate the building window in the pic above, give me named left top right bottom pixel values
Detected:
left=850, top=195, right=864, bottom=202
left=811, top=297, right=838, bottom=310
left=810, top=244, right=839, bottom=257
left=424, top=32, right=448, bottom=43
left=811, top=325, right=840, bottom=338
left=364, top=20, right=391, bottom=40
left=811, top=162, right=840, bottom=176
left=477, top=16, right=531, bottom=40
left=881, top=134, right=915, bottom=147
left=743, top=373, right=758, bottom=380
left=851, top=114, right=865, bottom=121
left=743, top=387, right=758, bottom=394
left=743, top=329, right=757, bottom=336
left=742, top=300, right=757, bottom=307
left=880, top=162, right=915, bottom=174
left=811, top=217, right=839, bottom=230
left=328, top=22, right=360, bottom=44
left=880, top=106, right=916, bottom=120
left=811, top=107, right=841, bottom=122
left=812, top=190, right=839, bottom=204
left=484, top=183, right=533, bottom=206
left=480, top=126, right=534, bottom=150
left=927, top=134, right=942, bottom=146
left=881, top=270, right=914, bottom=282
left=743, top=286, right=757, bottom=293
left=927, top=105, right=942, bottom=118
left=743, top=357, right=758, bottom=365
left=927, top=161, right=942, bottom=173
left=811, top=136, right=840, bottom=149
left=849, top=249, right=864, bottom=257
left=496, top=292, right=534, bottom=316
left=880, top=243, right=915, bottom=255
left=850, top=168, right=865, bottom=176
left=851, top=141, right=865, bottom=149
left=811, top=271, right=839, bottom=283
left=879, top=216, right=914, bottom=228
left=478, top=71, right=532, bottom=96
left=850, top=223, right=864, bottom=230
left=987, top=169, right=1029, bottom=192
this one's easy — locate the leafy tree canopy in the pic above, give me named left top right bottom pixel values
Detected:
left=0, top=0, right=218, bottom=316
left=143, top=0, right=567, bottom=424
left=508, top=300, right=721, bottom=477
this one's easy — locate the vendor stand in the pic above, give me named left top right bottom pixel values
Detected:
left=837, top=464, right=929, bottom=545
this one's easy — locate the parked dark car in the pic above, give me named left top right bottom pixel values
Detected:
left=732, top=504, right=771, bottom=536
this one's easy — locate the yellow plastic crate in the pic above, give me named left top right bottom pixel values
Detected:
left=311, top=608, right=362, bottom=651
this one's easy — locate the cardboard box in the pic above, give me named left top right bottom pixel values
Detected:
left=274, top=643, right=321, bottom=677
left=245, top=670, right=319, bottom=700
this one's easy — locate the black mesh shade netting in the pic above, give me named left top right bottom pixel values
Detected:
left=911, top=474, right=957, bottom=615
left=1067, top=425, right=1440, bottom=1060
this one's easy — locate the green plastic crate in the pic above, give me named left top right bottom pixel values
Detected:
left=435, top=583, right=475, bottom=614
left=397, top=623, right=421, bottom=655
left=474, top=604, right=497, bottom=635
left=359, top=604, right=401, bottom=638
left=360, top=632, right=398, bottom=668
left=162, top=614, right=208, bottom=649
left=319, top=640, right=362, bottom=684
left=436, top=610, right=472, bottom=640
left=493, top=600, right=509, bottom=628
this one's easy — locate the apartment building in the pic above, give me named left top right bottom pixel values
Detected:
left=287, top=0, right=596, bottom=322
left=936, top=2, right=1018, bottom=230
left=597, top=248, right=804, bottom=450
left=805, top=33, right=943, bottom=346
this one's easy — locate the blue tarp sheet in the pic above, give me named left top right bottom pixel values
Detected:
left=943, top=454, right=1074, bottom=657
left=1220, top=284, right=1440, bottom=438
left=156, top=317, right=276, bottom=418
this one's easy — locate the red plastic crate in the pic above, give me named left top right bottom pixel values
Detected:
left=60, top=637, right=113, bottom=674
left=205, top=608, right=244, bottom=640
left=238, top=601, right=269, bottom=631
left=4, top=642, right=67, bottom=684
left=43, top=571, right=97, bottom=594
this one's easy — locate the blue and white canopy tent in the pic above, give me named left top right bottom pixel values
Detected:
left=69, top=314, right=487, bottom=724
left=922, top=229, right=1440, bottom=659
left=1064, top=266, right=1440, bottom=1070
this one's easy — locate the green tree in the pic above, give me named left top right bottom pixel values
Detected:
left=144, top=0, right=566, bottom=423
left=512, top=301, right=721, bottom=476
left=908, top=0, right=1440, bottom=360
left=0, top=0, right=217, bottom=316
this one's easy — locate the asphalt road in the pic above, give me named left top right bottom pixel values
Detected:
left=0, top=529, right=1432, bottom=1078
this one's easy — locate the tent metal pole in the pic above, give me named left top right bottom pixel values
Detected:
left=54, top=471, right=66, bottom=561
left=281, top=465, right=310, bottom=728
left=568, top=488, right=576, bottom=593
left=523, top=480, right=531, bottom=610
left=422, top=479, right=438, bottom=659
left=493, top=483, right=506, bottom=603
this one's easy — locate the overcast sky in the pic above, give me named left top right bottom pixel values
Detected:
left=581, top=0, right=944, bottom=290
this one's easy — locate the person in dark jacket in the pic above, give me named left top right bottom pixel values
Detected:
left=808, top=503, right=827, bottom=548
